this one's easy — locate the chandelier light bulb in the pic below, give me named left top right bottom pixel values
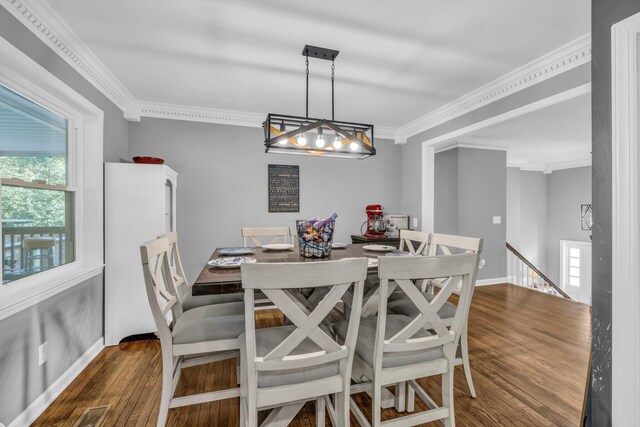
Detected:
left=316, top=128, right=325, bottom=148
left=333, top=136, right=342, bottom=149
left=298, top=134, right=307, bottom=146
left=349, top=141, right=359, bottom=151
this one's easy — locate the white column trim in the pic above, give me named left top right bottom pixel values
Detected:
left=421, top=144, right=435, bottom=232
left=611, top=11, right=640, bottom=427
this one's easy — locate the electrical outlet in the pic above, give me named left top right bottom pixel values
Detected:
left=38, top=342, right=48, bottom=367
left=479, top=259, right=486, bottom=269
left=492, top=216, right=502, bottom=224
left=412, top=217, right=418, bottom=228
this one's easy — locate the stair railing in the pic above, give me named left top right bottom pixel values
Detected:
left=506, top=242, right=571, bottom=299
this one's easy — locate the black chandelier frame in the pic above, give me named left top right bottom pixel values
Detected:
left=263, top=45, right=376, bottom=159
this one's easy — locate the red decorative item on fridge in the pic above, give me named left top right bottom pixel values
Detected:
left=364, top=204, right=386, bottom=237
left=132, top=156, right=164, bottom=165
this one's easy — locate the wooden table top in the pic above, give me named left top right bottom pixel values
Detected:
left=193, top=244, right=383, bottom=294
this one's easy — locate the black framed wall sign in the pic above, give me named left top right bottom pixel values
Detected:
left=268, top=164, right=300, bottom=212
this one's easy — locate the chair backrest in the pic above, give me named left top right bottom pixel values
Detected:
left=157, top=232, right=191, bottom=307
left=242, top=227, right=294, bottom=247
left=240, top=258, right=368, bottom=384
left=375, top=253, right=480, bottom=366
left=428, top=233, right=483, bottom=256
left=398, top=229, right=431, bottom=255
left=140, top=237, right=180, bottom=346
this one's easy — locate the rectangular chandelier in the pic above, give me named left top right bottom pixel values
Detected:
left=264, top=113, right=375, bottom=159
left=263, top=45, right=376, bottom=160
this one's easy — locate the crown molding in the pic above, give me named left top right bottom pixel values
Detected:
left=1, top=0, right=137, bottom=113
left=397, top=33, right=591, bottom=143
left=129, top=101, right=266, bottom=128
left=434, top=137, right=509, bottom=153
left=129, top=101, right=400, bottom=141
left=508, top=157, right=592, bottom=174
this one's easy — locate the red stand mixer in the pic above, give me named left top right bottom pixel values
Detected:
left=364, top=204, right=386, bottom=237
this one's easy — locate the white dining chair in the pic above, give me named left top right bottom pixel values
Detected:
left=334, top=252, right=480, bottom=427
left=158, top=232, right=244, bottom=310
left=238, top=257, right=368, bottom=427
left=140, top=237, right=245, bottom=427
left=241, top=227, right=295, bottom=247
left=398, top=229, right=431, bottom=255
left=388, top=233, right=483, bottom=398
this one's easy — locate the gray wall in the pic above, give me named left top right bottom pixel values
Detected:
left=129, top=118, right=403, bottom=283
left=546, top=167, right=592, bottom=283
left=457, top=148, right=507, bottom=280
left=433, top=148, right=507, bottom=280
left=434, top=148, right=459, bottom=235
left=0, top=10, right=128, bottom=424
left=590, top=2, right=640, bottom=423
left=519, top=169, right=548, bottom=271
left=400, top=141, right=423, bottom=227
left=0, top=275, right=103, bottom=425
left=506, top=166, right=591, bottom=284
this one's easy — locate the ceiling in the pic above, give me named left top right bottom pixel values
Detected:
left=468, top=93, right=591, bottom=170
left=46, top=0, right=590, bottom=128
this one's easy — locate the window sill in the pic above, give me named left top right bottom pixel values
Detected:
left=0, top=263, right=104, bottom=321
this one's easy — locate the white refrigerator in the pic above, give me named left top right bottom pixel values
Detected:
left=104, top=162, right=177, bottom=346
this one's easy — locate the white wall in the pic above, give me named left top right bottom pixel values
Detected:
left=129, top=118, right=403, bottom=283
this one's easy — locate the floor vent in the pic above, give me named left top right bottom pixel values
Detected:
left=72, top=404, right=111, bottom=427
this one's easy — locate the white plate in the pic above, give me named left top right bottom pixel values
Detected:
left=362, top=244, right=395, bottom=252
left=207, top=257, right=257, bottom=269
left=218, top=247, right=255, bottom=256
left=332, top=242, right=347, bottom=249
left=262, top=243, right=295, bottom=251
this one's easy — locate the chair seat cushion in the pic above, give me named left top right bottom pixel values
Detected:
left=239, top=324, right=340, bottom=388
left=387, top=293, right=457, bottom=320
left=181, top=292, right=243, bottom=311
left=172, top=306, right=245, bottom=345
left=333, top=315, right=443, bottom=369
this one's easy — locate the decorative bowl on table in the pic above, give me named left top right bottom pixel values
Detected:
left=296, top=215, right=336, bottom=258
left=132, top=156, right=165, bottom=164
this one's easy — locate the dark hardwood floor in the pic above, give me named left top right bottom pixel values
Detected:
left=34, top=284, right=591, bottom=426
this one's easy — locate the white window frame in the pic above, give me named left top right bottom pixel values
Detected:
left=0, top=36, right=104, bottom=321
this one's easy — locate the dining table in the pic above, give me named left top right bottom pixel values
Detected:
left=193, top=243, right=387, bottom=295
left=192, top=242, right=401, bottom=408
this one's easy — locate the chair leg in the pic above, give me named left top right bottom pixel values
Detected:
left=336, top=391, right=348, bottom=427
left=156, top=353, right=174, bottom=427
left=461, top=327, right=477, bottom=398
left=394, top=382, right=405, bottom=412
left=406, top=383, right=415, bottom=412
left=442, top=363, right=455, bottom=427
left=372, top=382, right=382, bottom=427
left=316, top=396, right=326, bottom=426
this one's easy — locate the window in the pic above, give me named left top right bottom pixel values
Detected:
left=568, top=247, right=580, bottom=287
left=0, top=84, right=75, bottom=283
left=0, top=36, right=103, bottom=321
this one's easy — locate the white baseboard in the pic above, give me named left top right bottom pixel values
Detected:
left=8, top=337, right=104, bottom=427
left=475, top=277, right=508, bottom=286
